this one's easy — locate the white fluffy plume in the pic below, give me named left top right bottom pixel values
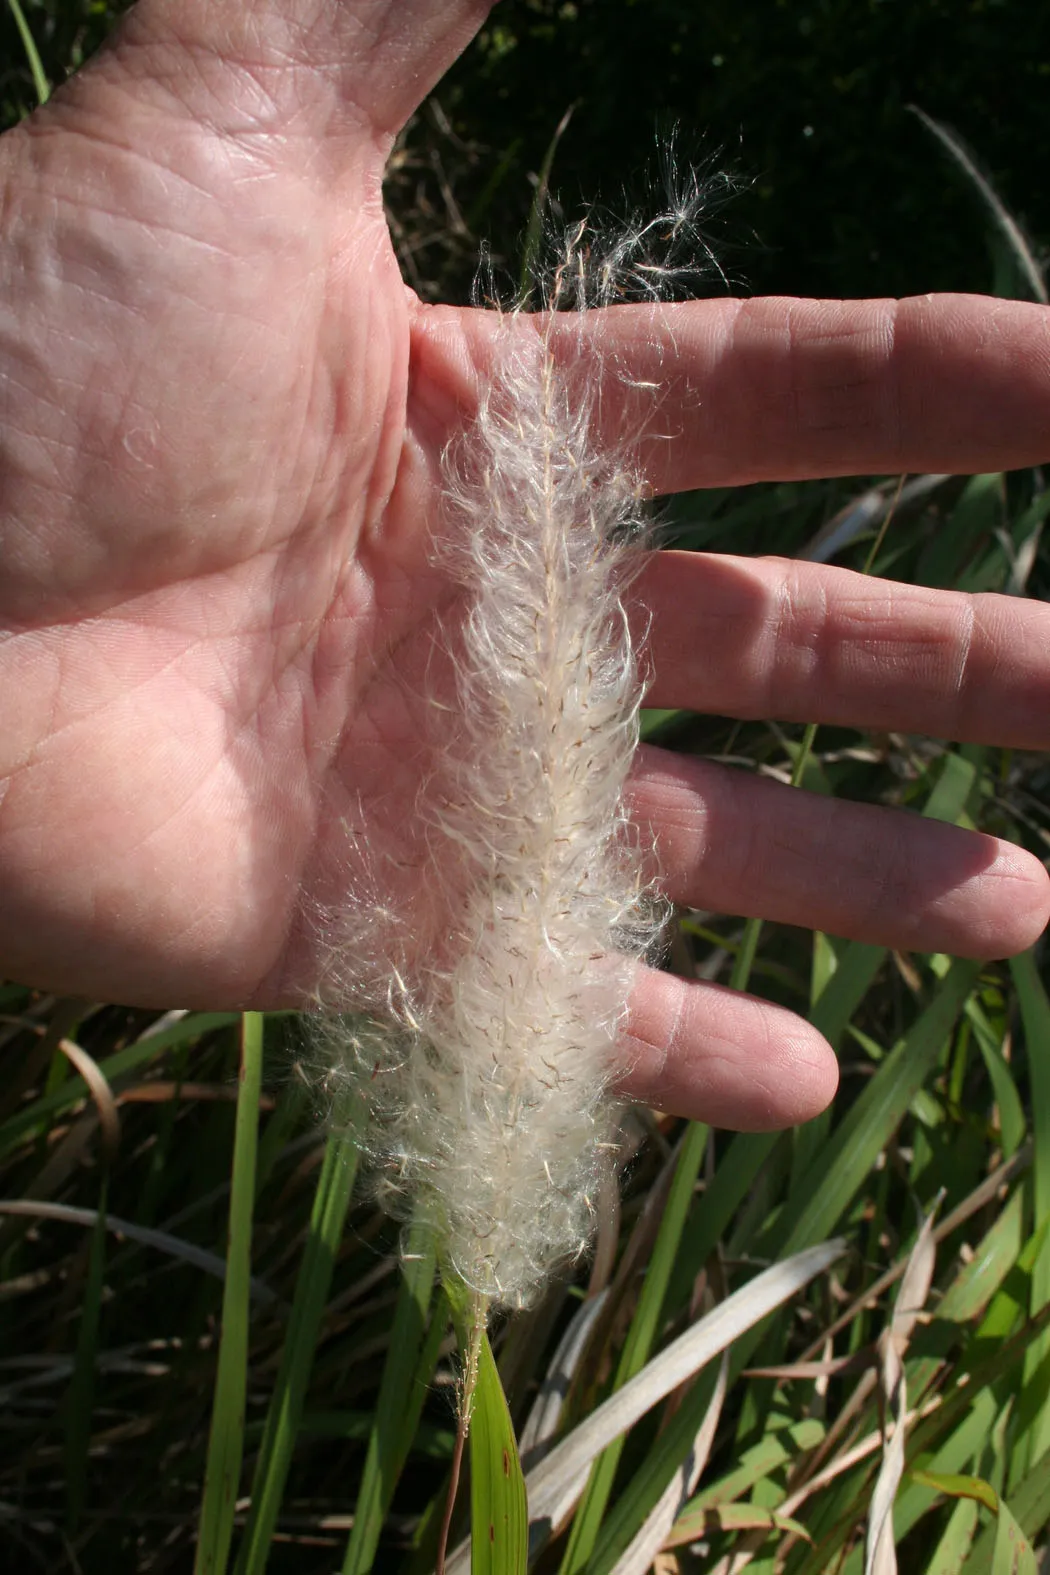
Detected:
left=314, top=196, right=724, bottom=1307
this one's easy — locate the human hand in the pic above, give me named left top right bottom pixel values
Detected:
left=2, top=0, right=1049, bottom=1131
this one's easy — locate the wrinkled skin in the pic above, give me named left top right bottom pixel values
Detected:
left=2, top=0, right=1050, bottom=1129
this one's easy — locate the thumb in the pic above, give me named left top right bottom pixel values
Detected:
left=87, top=0, right=495, bottom=145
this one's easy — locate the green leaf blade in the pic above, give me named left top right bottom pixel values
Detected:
left=471, top=1327, right=527, bottom=1575
left=194, top=1011, right=265, bottom=1575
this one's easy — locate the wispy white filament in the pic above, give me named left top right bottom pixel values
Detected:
left=317, top=197, right=724, bottom=1306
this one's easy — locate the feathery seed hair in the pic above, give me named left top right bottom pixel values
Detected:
left=315, top=188, right=721, bottom=1310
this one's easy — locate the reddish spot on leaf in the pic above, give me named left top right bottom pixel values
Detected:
left=489, top=1525, right=496, bottom=1544
left=503, top=1448, right=510, bottom=1476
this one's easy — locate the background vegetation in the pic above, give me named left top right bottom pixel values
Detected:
left=2, top=2, right=1050, bottom=1573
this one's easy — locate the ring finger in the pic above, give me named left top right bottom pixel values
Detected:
left=628, top=745, right=1050, bottom=958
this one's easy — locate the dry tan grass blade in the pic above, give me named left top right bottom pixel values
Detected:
left=519, top=1288, right=609, bottom=1468
left=0, top=1200, right=280, bottom=1306
left=864, top=1201, right=941, bottom=1575
left=610, top=1351, right=729, bottom=1575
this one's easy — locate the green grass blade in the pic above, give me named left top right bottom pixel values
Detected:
left=1002, top=1453, right=1050, bottom=1559
left=892, top=1388, right=1002, bottom=1540
left=918, top=474, right=1004, bottom=589
left=939, top=1184, right=1025, bottom=1324
left=1011, top=951, right=1050, bottom=1242
left=810, top=940, right=886, bottom=1049
left=924, top=745, right=985, bottom=824
left=1009, top=951, right=1050, bottom=1478
left=990, top=1499, right=1039, bottom=1574
left=672, top=725, right=963, bottom=1304
left=668, top=1130, right=779, bottom=1313
left=470, top=1325, right=527, bottom=1575
left=236, top=1120, right=360, bottom=1575
left=64, top=1171, right=108, bottom=1534
left=737, top=966, right=979, bottom=1428
left=5, top=0, right=49, bottom=105
left=961, top=485, right=1050, bottom=595
left=967, top=998, right=1026, bottom=1157
left=729, top=914, right=763, bottom=993
left=790, top=740, right=977, bottom=1126
left=959, top=1460, right=1048, bottom=1575
left=777, top=958, right=980, bottom=1255
left=194, top=1012, right=265, bottom=1575
left=660, top=902, right=772, bottom=1312
left=927, top=1497, right=981, bottom=1573
left=342, top=1220, right=440, bottom=1575
left=909, top=1470, right=1000, bottom=1517
left=790, top=934, right=887, bottom=1190
left=908, top=1302, right=1050, bottom=1476
left=639, top=708, right=689, bottom=740
left=969, top=1215, right=1050, bottom=1354
left=253, top=1077, right=309, bottom=1196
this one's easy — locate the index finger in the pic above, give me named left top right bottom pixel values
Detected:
left=438, top=293, right=1050, bottom=487
left=575, top=294, right=1050, bottom=489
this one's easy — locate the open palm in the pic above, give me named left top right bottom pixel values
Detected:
left=3, top=0, right=1050, bottom=1130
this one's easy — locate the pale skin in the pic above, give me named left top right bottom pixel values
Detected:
left=2, top=0, right=1050, bottom=1131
